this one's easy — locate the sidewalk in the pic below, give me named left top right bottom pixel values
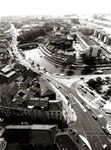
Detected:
left=50, top=82, right=77, bottom=123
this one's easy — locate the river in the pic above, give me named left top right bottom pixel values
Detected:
left=24, top=48, right=111, bottom=76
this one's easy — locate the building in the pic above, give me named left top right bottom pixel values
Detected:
left=71, top=17, right=80, bottom=24
left=0, top=75, right=64, bottom=122
left=56, top=129, right=80, bottom=150
left=98, top=31, right=106, bottom=42
left=1, top=124, right=58, bottom=149
left=105, top=35, right=111, bottom=46
left=76, top=31, right=89, bottom=49
left=39, top=79, right=56, bottom=98
left=0, top=65, right=17, bottom=83
left=76, top=31, right=102, bottom=57
left=91, top=45, right=102, bottom=57
left=93, top=29, right=103, bottom=38
left=0, top=138, right=7, bottom=150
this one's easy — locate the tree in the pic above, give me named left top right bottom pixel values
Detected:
left=106, top=87, right=111, bottom=96
left=83, top=56, right=96, bottom=66
left=87, top=78, right=96, bottom=89
left=96, top=77, right=103, bottom=85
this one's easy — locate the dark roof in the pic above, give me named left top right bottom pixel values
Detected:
left=39, top=79, right=55, bottom=96
left=56, top=131, right=79, bottom=150
left=76, top=31, right=95, bottom=46
left=14, top=88, right=34, bottom=105
left=2, top=124, right=57, bottom=145
left=28, top=97, right=49, bottom=107
left=47, top=45, right=55, bottom=51
left=23, top=88, right=34, bottom=101
left=49, top=100, right=62, bottom=111
left=20, top=76, right=34, bottom=89
left=0, top=83, right=10, bottom=100
left=8, top=83, right=18, bottom=96
left=76, top=31, right=84, bottom=38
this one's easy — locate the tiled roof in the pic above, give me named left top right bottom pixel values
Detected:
left=28, top=97, right=49, bottom=107
left=56, top=131, right=79, bottom=150
left=49, top=100, right=62, bottom=111
left=0, top=83, right=10, bottom=99
left=39, top=79, right=55, bottom=96
left=8, top=82, right=19, bottom=97
left=2, top=124, right=57, bottom=145
left=23, top=88, right=34, bottom=101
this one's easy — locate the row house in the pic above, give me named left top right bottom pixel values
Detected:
left=0, top=97, right=63, bottom=122
left=94, top=29, right=111, bottom=46
left=0, top=76, right=64, bottom=123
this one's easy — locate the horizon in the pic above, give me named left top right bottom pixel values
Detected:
left=0, top=0, right=111, bottom=16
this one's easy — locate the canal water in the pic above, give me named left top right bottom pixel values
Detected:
left=24, top=48, right=111, bottom=76
left=24, top=48, right=83, bottom=76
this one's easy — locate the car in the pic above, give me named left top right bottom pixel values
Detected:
left=95, top=70, right=103, bottom=74
left=90, top=91, right=94, bottom=94
left=102, top=126, right=109, bottom=135
left=86, top=105, right=91, bottom=111
left=55, top=84, right=59, bottom=89
left=21, top=122, right=29, bottom=125
left=47, top=78, right=51, bottom=82
left=55, top=73, right=59, bottom=76
left=92, top=114, right=97, bottom=120
left=83, top=143, right=88, bottom=148
left=106, top=110, right=111, bottom=115
left=80, top=85, right=84, bottom=88
left=58, top=85, right=62, bottom=88
left=39, top=72, right=43, bottom=75
left=65, top=95, right=69, bottom=99
left=100, top=103, right=104, bottom=107
left=100, top=99, right=106, bottom=104
left=69, top=93, right=73, bottom=98
left=81, top=88, right=87, bottom=93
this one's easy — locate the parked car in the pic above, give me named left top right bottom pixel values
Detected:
left=100, top=99, right=106, bottom=104
left=92, top=114, right=97, bottom=120
left=65, top=95, right=69, bottom=99
left=86, top=105, right=91, bottom=111
left=102, top=126, right=109, bottom=135
left=106, top=110, right=111, bottom=115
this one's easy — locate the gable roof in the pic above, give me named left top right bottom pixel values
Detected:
left=0, top=83, right=10, bottom=102
left=28, top=97, right=49, bottom=108
left=2, top=124, right=57, bottom=145
left=39, top=79, right=55, bottom=96
left=49, top=100, right=62, bottom=111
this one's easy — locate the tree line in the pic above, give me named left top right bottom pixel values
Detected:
left=17, top=22, right=53, bottom=45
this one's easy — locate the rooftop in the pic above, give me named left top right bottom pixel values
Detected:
left=39, top=79, right=55, bottom=96
left=28, top=97, right=49, bottom=107
left=2, top=124, right=57, bottom=146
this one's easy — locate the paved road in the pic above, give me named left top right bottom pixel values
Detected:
left=47, top=76, right=111, bottom=150
left=10, top=23, right=111, bottom=150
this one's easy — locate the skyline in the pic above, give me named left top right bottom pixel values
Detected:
left=0, top=0, right=111, bottom=16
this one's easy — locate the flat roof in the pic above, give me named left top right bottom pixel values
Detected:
left=5, top=124, right=57, bottom=130
left=5, top=71, right=16, bottom=77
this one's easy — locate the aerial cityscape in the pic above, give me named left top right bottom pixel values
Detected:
left=1, top=1, right=111, bottom=150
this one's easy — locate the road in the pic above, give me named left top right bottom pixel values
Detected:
left=10, top=23, right=111, bottom=150
left=40, top=73, right=111, bottom=149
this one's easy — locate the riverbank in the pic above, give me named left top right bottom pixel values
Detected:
left=24, top=48, right=111, bottom=76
